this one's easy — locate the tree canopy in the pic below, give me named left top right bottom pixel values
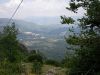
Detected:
left=61, top=0, right=100, bottom=75
left=0, top=23, right=27, bottom=62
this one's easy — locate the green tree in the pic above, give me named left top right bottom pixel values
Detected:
left=32, top=61, right=42, bottom=75
left=0, top=23, right=20, bottom=62
left=0, top=22, right=28, bottom=62
left=61, top=0, right=100, bottom=75
left=45, top=59, right=60, bottom=67
left=0, top=23, right=27, bottom=75
left=27, top=50, right=44, bottom=64
left=27, top=50, right=43, bottom=75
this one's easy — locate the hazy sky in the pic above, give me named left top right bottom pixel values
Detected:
left=0, top=0, right=84, bottom=24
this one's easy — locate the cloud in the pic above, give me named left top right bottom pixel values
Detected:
left=0, top=0, right=84, bottom=20
left=0, top=0, right=20, bottom=17
left=14, top=0, right=68, bottom=18
left=0, top=0, right=9, bottom=4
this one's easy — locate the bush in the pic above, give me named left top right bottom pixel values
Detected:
left=45, top=59, right=60, bottom=67
left=32, top=61, right=42, bottom=75
left=0, top=61, right=22, bottom=75
left=27, top=53, right=43, bottom=64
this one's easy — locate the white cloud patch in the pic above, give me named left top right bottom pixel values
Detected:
left=0, top=0, right=84, bottom=20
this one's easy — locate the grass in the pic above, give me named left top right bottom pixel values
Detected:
left=22, top=63, right=66, bottom=75
left=0, top=62, right=66, bottom=75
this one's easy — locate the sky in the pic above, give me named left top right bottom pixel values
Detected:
left=0, top=0, right=84, bottom=24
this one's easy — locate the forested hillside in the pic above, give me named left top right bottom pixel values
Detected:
left=0, top=0, right=100, bottom=75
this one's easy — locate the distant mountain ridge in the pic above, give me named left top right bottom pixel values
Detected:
left=0, top=18, right=75, bottom=61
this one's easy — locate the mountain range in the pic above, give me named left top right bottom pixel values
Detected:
left=0, top=18, right=77, bottom=61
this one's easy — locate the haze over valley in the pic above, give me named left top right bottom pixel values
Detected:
left=0, top=18, right=72, bottom=60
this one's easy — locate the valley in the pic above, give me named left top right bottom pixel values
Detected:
left=0, top=18, right=69, bottom=60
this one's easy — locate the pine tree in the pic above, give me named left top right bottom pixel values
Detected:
left=61, top=0, right=100, bottom=75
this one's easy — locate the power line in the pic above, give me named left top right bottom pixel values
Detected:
left=7, top=0, right=24, bottom=25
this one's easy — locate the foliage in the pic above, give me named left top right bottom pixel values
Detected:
left=0, top=22, right=28, bottom=62
left=27, top=50, right=44, bottom=64
left=45, top=59, right=61, bottom=67
left=0, top=23, right=27, bottom=74
left=61, top=0, right=100, bottom=75
left=0, top=61, right=22, bottom=75
left=0, top=23, right=20, bottom=62
left=61, top=16, right=75, bottom=24
left=32, top=61, right=42, bottom=75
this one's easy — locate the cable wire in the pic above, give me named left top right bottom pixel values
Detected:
left=7, top=0, right=23, bottom=25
